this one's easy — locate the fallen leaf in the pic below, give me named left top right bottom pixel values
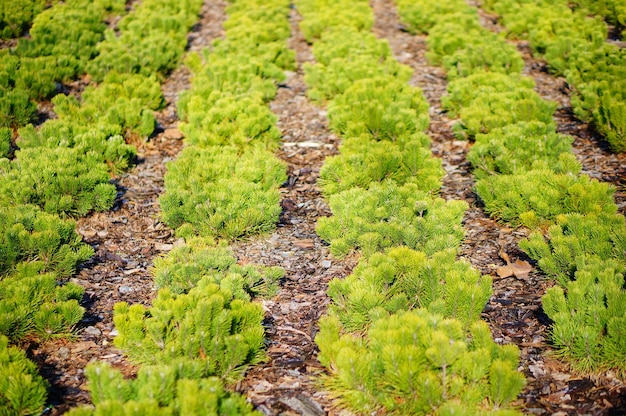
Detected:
left=496, top=259, right=532, bottom=278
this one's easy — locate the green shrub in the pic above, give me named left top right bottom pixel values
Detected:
left=328, top=76, right=429, bottom=140
left=542, top=257, right=626, bottom=376
left=0, top=0, right=45, bottom=38
left=467, top=122, right=579, bottom=179
left=0, top=127, right=11, bottom=158
left=178, top=90, right=282, bottom=150
left=113, top=280, right=265, bottom=382
left=475, top=170, right=617, bottom=228
left=296, top=0, right=373, bottom=42
left=0, top=147, right=117, bottom=216
left=0, top=335, right=47, bottom=416
left=68, top=361, right=260, bottom=416
left=318, top=134, right=443, bottom=196
left=0, top=264, right=85, bottom=342
left=395, top=0, right=476, bottom=34
left=311, top=27, right=392, bottom=66
left=520, top=212, right=626, bottom=285
left=0, top=88, right=36, bottom=129
left=316, top=310, right=525, bottom=415
left=153, top=237, right=283, bottom=297
left=0, top=204, right=93, bottom=277
left=160, top=146, right=285, bottom=240
left=326, top=247, right=491, bottom=331
left=317, top=182, right=468, bottom=258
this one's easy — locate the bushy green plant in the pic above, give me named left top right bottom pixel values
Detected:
left=153, top=237, right=283, bottom=297
left=328, top=76, right=429, bottom=140
left=520, top=212, right=626, bottom=285
left=178, top=90, right=282, bottom=150
left=311, top=27, right=392, bottom=67
left=0, top=264, right=85, bottom=341
left=317, top=182, right=468, bottom=258
left=476, top=170, right=617, bottom=228
left=296, top=0, right=373, bottom=42
left=113, top=280, right=265, bottom=382
left=160, top=146, right=285, bottom=240
left=0, top=334, right=47, bottom=416
left=542, top=257, right=626, bottom=375
left=0, top=88, right=36, bottom=129
left=0, top=127, right=11, bottom=158
left=0, top=147, right=117, bottom=216
left=68, top=361, right=260, bottom=416
left=0, top=0, right=45, bottom=38
left=318, top=134, right=443, bottom=196
left=468, top=122, right=580, bottom=179
left=316, top=310, right=525, bottom=415
left=0, top=204, right=93, bottom=277
left=395, top=0, right=477, bottom=34
left=327, top=247, right=491, bottom=331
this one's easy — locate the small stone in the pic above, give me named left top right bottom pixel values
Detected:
left=58, top=347, right=70, bottom=360
left=118, top=285, right=133, bottom=294
left=321, top=260, right=331, bottom=268
left=83, top=326, right=101, bottom=337
left=109, top=328, right=119, bottom=337
left=155, top=243, right=174, bottom=251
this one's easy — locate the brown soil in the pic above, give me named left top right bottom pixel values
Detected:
left=23, top=0, right=626, bottom=415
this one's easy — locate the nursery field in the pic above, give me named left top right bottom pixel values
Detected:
left=1, top=0, right=626, bottom=415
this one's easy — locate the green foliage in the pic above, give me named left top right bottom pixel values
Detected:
left=296, top=0, right=373, bottom=42
left=0, top=264, right=85, bottom=341
left=153, top=237, right=283, bottom=298
left=476, top=170, right=616, bottom=228
left=178, top=91, right=282, bottom=150
left=0, top=204, right=93, bottom=277
left=0, top=335, right=47, bottom=415
left=0, top=0, right=45, bottom=38
left=68, top=361, right=260, bottom=416
left=0, top=147, right=117, bottom=216
left=326, top=247, right=491, bottom=331
left=542, top=257, right=626, bottom=375
left=160, top=146, right=285, bottom=240
left=316, top=310, right=524, bottom=415
left=444, top=72, right=556, bottom=139
left=520, top=213, right=626, bottom=285
left=113, top=280, right=265, bottom=382
left=317, top=182, right=468, bottom=258
left=319, top=134, right=443, bottom=196
left=328, top=76, right=429, bottom=140
left=395, top=0, right=477, bottom=34
left=0, top=127, right=11, bottom=158
left=467, top=122, right=580, bottom=179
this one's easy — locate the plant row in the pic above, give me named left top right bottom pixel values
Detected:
left=295, top=0, right=526, bottom=414
left=0, top=0, right=205, bottom=413
left=396, top=0, right=626, bottom=377
left=0, top=0, right=127, bottom=130
left=480, top=0, right=626, bottom=152
left=66, top=0, right=296, bottom=413
left=0, top=0, right=45, bottom=39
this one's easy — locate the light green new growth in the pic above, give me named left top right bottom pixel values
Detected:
left=0, top=335, right=47, bottom=416
left=296, top=0, right=373, bottom=42
left=317, top=182, right=467, bottom=258
left=326, top=247, right=491, bottom=331
left=468, top=121, right=579, bottom=179
left=159, top=146, right=286, bottom=240
left=153, top=237, right=283, bottom=297
left=395, top=0, right=477, bottom=34
left=328, top=76, right=429, bottom=140
left=476, top=170, right=616, bottom=228
left=66, top=362, right=260, bottom=416
left=318, top=134, right=443, bottom=196
left=316, top=310, right=525, bottom=415
left=113, top=280, right=265, bottom=383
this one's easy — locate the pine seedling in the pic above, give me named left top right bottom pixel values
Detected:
left=0, top=147, right=117, bottom=216
left=317, top=181, right=467, bottom=258
left=0, top=0, right=45, bottom=38
left=311, top=27, right=393, bottom=66
left=318, top=134, right=443, bottom=197
left=153, top=237, right=283, bottom=297
left=468, top=122, right=579, bottom=179
left=475, top=170, right=616, bottom=228
left=159, top=146, right=285, bottom=240
left=328, top=76, right=429, bottom=140
left=113, top=280, right=265, bottom=382
left=520, top=212, right=626, bottom=284
left=296, top=0, right=373, bottom=42
left=395, top=0, right=477, bottom=34
left=0, top=335, right=47, bottom=416
left=0, top=127, right=11, bottom=158
left=0, top=88, right=36, bottom=129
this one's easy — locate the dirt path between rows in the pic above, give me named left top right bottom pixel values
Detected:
left=25, top=0, right=626, bottom=414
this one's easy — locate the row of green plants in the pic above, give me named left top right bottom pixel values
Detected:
left=479, top=0, right=626, bottom=152
left=0, top=0, right=126, bottom=129
left=67, top=0, right=296, bottom=413
left=0, top=0, right=205, bottom=413
left=570, top=0, right=626, bottom=31
left=396, top=0, right=626, bottom=377
left=0, top=0, right=46, bottom=38
left=296, top=0, right=526, bottom=414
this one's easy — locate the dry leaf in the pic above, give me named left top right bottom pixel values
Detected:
left=497, top=259, right=533, bottom=278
